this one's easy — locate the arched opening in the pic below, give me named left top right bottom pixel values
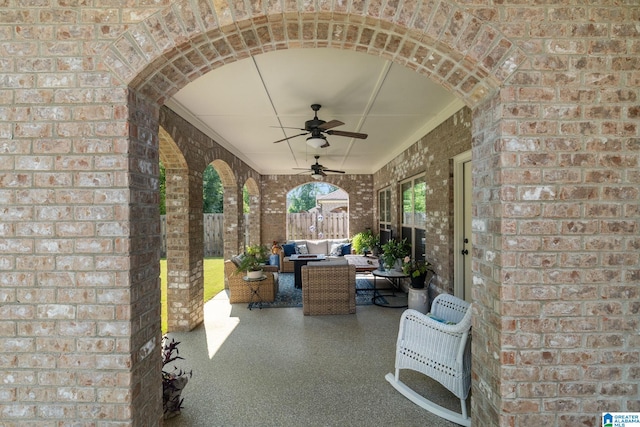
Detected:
left=1, top=0, right=635, bottom=425
left=286, top=182, right=349, bottom=240
left=111, top=4, right=521, bottom=424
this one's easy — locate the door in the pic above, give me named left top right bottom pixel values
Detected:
left=462, top=160, right=472, bottom=302
left=453, top=151, right=472, bottom=302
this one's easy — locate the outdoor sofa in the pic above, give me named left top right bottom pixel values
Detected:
left=278, top=238, right=351, bottom=272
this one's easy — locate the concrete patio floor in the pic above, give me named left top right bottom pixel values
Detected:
left=163, top=289, right=465, bottom=426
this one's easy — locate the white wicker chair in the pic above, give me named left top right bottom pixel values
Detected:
left=385, top=294, right=472, bottom=426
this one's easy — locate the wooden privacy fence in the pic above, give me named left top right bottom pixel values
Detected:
left=160, top=212, right=349, bottom=257
left=160, top=214, right=224, bottom=258
left=287, top=212, right=349, bottom=240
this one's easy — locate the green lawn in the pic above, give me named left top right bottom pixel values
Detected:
left=160, top=258, right=225, bottom=333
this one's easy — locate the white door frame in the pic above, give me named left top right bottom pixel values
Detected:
left=453, top=150, right=472, bottom=300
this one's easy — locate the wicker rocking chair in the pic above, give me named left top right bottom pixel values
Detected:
left=385, top=294, right=472, bottom=426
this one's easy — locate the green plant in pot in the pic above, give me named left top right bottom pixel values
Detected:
left=352, top=229, right=379, bottom=255
left=381, top=238, right=410, bottom=271
left=402, top=256, right=432, bottom=289
left=236, top=244, right=269, bottom=278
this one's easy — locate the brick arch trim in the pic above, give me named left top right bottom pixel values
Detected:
left=159, top=126, right=187, bottom=169
left=103, top=2, right=526, bottom=107
left=211, top=159, right=236, bottom=188
left=244, top=177, right=259, bottom=196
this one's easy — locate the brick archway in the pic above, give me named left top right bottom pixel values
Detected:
left=107, top=7, right=522, bottom=107
left=2, top=0, right=637, bottom=425
left=113, top=4, right=522, bottom=424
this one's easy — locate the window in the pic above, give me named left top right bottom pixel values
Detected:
left=378, top=187, right=392, bottom=243
left=401, top=175, right=426, bottom=260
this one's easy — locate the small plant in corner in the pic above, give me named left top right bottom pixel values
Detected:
left=162, top=335, right=192, bottom=420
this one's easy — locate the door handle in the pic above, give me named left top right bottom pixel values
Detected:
left=461, top=249, right=469, bottom=255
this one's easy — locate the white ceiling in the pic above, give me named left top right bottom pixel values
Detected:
left=166, top=48, right=463, bottom=176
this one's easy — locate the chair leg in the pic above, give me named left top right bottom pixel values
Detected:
left=460, top=397, right=468, bottom=420
left=385, top=372, right=471, bottom=427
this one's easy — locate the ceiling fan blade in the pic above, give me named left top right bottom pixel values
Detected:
left=272, top=132, right=308, bottom=143
left=325, top=130, right=368, bottom=139
left=320, top=141, right=330, bottom=148
left=322, top=169, right=345, bottom=174
left=319, top=170, right=327, bottom=177
left=270, top=126, right=306, bottom=131
left=318, top=120, right=344, bottom=130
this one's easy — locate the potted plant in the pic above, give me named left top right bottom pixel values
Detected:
left=402, top=256, right=432, bottom=289
left=352, top=229, right=379, bottom=255
left=236, top=244, right=269, bottom=278
left=381, top=238, right=410, bottom=271
left=162, top=335, right=192, bottom=420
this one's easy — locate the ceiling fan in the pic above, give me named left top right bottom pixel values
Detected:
left=272, top=104, right=368, bottom=148
left=294, top=155, right=346, bottom=180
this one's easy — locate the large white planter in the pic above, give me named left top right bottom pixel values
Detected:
left=246, top=269, right=263, bottom=279
left=408, top=288, right=428, bottom=314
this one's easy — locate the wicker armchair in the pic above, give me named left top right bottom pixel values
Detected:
left=224, top=260, right=277, bottom=304
left=301, top=260, right=356, bottom=315
left=385, top=294, right=472, bottom=426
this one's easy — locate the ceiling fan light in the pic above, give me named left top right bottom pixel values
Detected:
left=306, top=136, right=326, bottom=149
left=311, top=173, right=323, bottom=180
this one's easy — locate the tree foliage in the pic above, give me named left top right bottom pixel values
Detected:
left=243, top=185, right=250, bottom=213
left=203, top=165, right=223, bottom=213
left=287, top=182, right=338, bottom=213
left=160, top=164, right=341, bottom=216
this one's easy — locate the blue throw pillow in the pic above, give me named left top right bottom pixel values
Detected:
left=282, top=243, right=296, bottom=257
left=341, top=243, right=352, bottom=256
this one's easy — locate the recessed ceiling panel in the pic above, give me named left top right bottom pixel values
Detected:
left=255, top=49, right=387, bottom=117
left=166, top=48, right=460, bottom=175
left=367, top=64, right=455, bottom=116
left=172, top=58, right=273, bottom=117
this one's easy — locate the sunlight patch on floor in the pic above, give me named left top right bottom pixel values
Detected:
left=203, top=290, right=239, bottom=359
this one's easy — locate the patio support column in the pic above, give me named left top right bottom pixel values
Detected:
left=469, top=92, right=507, bottom=424
left=164, top=166, right=204, bottom=331
left=223, top=184, right=242, bottom=262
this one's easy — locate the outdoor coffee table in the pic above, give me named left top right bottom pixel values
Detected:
left=344, top=254, right=379, bottom=273
left=289, top=254, right=326, bottom=288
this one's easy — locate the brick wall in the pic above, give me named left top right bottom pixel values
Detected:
left=373, top=107, right=472, bottom=294
left=1, top=1, right=638, bottom=426
left=261, top=174, right=374, bottom=244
